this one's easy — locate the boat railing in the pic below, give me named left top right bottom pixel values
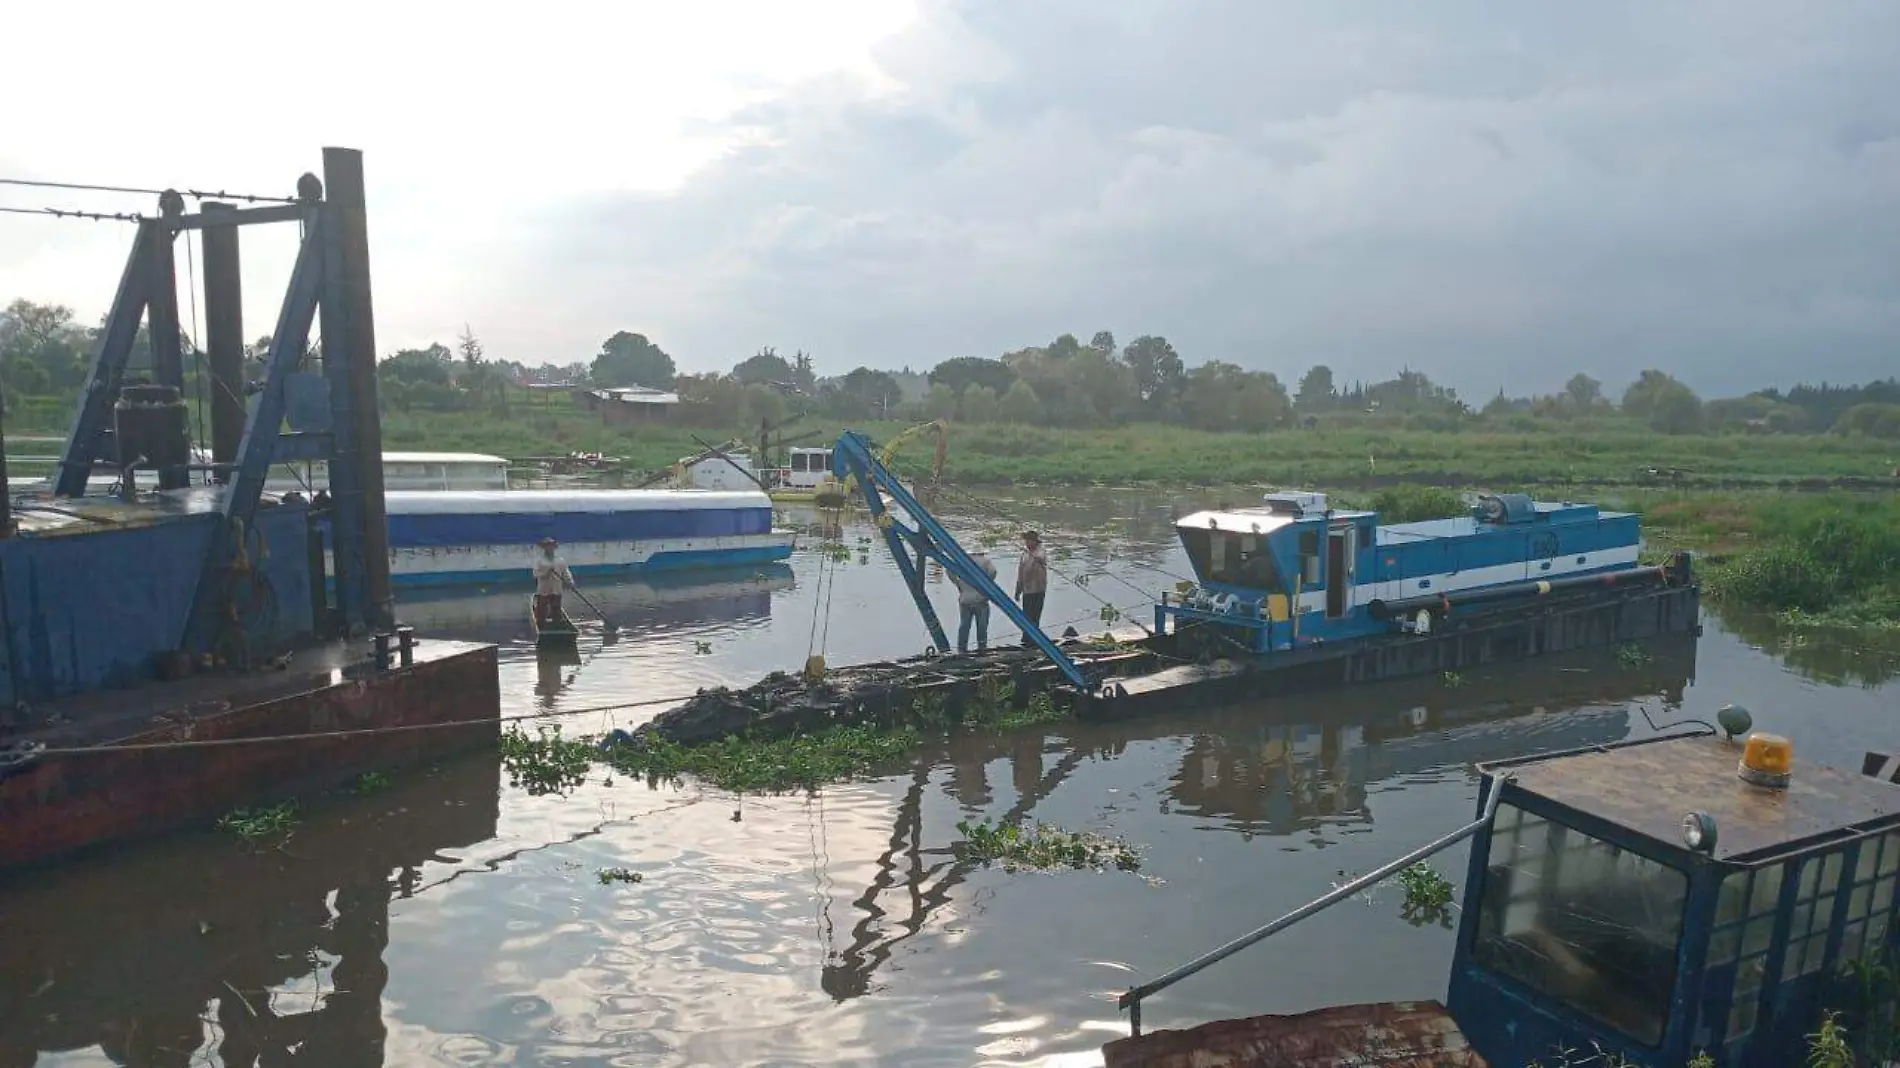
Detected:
left=1117, top=774, right=1510, bottom=1036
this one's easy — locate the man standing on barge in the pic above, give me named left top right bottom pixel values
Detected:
left=533, top=537, right=575, bottom=626
left=1015, top=530, right=1048, bottom=643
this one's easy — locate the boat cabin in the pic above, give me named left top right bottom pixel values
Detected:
left=679, top=449, right=764, bottom=492
left=264, top=452, right=511, bottom=493
left=1449, top=732, right=1900, bottom=1067
left=778, top=447, right=836, bottom=491
left=1157, top=490, right=1641, bottom=652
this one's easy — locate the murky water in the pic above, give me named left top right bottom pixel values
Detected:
left=4, top=488, right=1897, bottom=1067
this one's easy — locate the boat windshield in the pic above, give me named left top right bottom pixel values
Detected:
left=1178, top=529, right=1283, bottom=591
left=1472, top=802, right=1689, bottom=1047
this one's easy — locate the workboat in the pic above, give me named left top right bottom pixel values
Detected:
left=378, top=489, right=794, bottom=588
left=1154, top=489, right=1647, bottom=654
left=643, top=431, right=1698, bottom=739
left=1104, top=721, right=1900, bottom=1068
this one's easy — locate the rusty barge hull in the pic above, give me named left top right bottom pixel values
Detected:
left=0, top=638, right=499, bottom=872
left=642, top=580, right=1700, bottom=743
left=1102, top=1000, right=1486, bottom=1068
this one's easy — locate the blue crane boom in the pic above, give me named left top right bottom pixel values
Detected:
left=830, top=430, right=1090, bottom=689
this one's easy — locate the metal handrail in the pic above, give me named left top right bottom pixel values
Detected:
left=1118, top=774, right=1512, bottom=1036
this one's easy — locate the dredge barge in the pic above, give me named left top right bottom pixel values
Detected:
left=0, top=148, right=498, bottom=871
left=639, top=431, right=1698, bottom=741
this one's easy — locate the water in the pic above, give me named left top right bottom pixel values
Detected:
left=4, top=487, right=1897, bottom=1067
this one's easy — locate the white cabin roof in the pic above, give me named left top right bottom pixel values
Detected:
left=384, top=489, right=771, bottom=515
left=380, top=452, right=509, bottom=465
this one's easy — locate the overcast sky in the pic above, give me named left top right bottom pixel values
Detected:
left=2, top=1, right=1895, bottom=398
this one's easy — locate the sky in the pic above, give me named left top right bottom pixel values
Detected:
left=2, top=0, right=1896, bottom=399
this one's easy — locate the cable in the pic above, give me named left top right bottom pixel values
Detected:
left=0, top=177, right=298, bottom=205
left=19, top=692, right=700, bottom=759
left=0, top=204, right=143, bottom=223
left=0, top=177, right=170, bottom=196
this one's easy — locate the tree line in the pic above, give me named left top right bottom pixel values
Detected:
left=7, top=296, right=1900, bottom=440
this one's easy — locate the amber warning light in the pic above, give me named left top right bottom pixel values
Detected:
left=1739, top=732, right=1794, bottom=789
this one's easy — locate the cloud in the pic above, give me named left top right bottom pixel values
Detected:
left=520, top=0, right=1900, bottom=395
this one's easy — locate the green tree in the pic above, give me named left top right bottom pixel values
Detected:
left=1, top=298, right=90, bottom=396
left=592, top=331, right=676, bottom=389
left=1294, top=364, right=1336, bottom=412
left=1046, top=333, right=1083, bottom=361
left=928, top=356, right=1015, bottom=398
left=835, top=366, right=902, bottom=418
left=1562, top=372, right=1604, bottom=413
left=925, top=382, right=959, bottom=421
left=960, top=384, right=1000, bottom=423
left=1122, top=335, right=1185, bottom=407
left=1622, top=370, right=1703, bottom=434
left=1088, top=330, right=1116, bottom=357
left=1833, top=402, right=1900, bottom=440
left=733, top=346, right=795, bottom=386
left=998, top=379, right=1045, bottom=424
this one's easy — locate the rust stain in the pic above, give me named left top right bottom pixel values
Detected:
left=1491, top=735, right=1900, bottom=861
left=1102, top=1000, right=1486, bottom=1068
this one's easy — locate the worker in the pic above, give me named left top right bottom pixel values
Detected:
left=532, top=537, right=574, bottom=625
left=948, top=548, right=1000, bottom=654
left=1015, top=530, right=1048, bottom=643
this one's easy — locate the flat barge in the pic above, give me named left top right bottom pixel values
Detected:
left=638, top=434, right=1699, bottom=743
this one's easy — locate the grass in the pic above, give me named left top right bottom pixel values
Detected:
left=217, top=801, right=299, bottom=840
left=596, top=867, right=643, bottom=885
left=350, top=408, right=1900, bottom=489
left=1695, top=494, right=1900, bottom=630
left=953, top=818, right=1142, bottom=873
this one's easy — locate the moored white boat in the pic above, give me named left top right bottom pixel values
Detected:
left=376, top=488, right=794, bottom=587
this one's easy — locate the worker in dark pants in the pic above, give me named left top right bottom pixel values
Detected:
left=1015, top=529, right=1047, bottom=644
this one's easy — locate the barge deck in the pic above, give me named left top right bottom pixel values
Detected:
left=0, top=636, right=498, bottom=871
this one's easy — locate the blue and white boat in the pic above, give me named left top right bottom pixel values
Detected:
left=1158, top=490, right=1644, bottom=650
left=380, top=488, right=794, bottom=588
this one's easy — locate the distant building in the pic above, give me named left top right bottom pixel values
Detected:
left=582, top=385, right=679, bottom=425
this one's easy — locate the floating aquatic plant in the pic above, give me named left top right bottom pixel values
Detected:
left=954, top=818, right=1141, bottom=874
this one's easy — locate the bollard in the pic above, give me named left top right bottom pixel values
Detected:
left=396, top=626, right=416, bottom=667
left=371, top=631, right=392, bottom=670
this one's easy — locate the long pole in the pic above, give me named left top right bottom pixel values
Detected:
left=1119, top=776, right=1510, bottom=1036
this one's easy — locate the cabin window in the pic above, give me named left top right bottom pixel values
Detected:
left=1473, top=803, right=1689, bottom=1046
left=1179, top=530, right=1282, bottom=590
left=1701, top=863, right=1787, bottom=1045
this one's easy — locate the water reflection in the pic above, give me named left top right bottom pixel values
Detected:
left=393, top=566, right=796, bottom=646
left=1708, top=603, right=1900, bottom=688
left=815, top=636, right=1696, bottom=1008
left=0, top=756, right=500, bottom=1068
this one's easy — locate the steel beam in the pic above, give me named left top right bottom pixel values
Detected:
left=834, top=430, right=1089, bottom=686
left=168, top=203, right=306, bottom=230
left=55, top=222, right=155, bottom=496
left=180, top=222, right=326, bottom=655
left=321, top=147, right=393, bottom=631
left=200, top=202, right=246, bottom=480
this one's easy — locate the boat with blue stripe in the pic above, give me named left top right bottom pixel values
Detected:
left=1158, top=490, right=1646, bottom=653
left=377, top=488, right=794, bottom=588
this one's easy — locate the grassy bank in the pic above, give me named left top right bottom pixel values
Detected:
left=358, top=410, right=1900, bottom=489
